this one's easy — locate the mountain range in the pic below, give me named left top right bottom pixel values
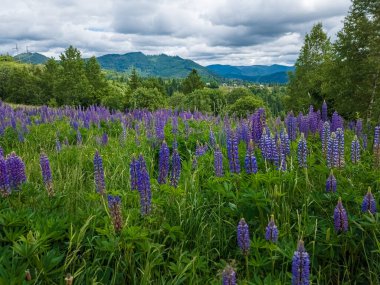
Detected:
left=13, top=52, right=294, bottom=83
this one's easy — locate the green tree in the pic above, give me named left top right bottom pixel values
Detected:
left=226, top=87, right=252, bottom=104
left=325, top=0, right=380, bottom=120
left=85, top=56, right=108, bottom=104
left=129, top=68, right=141, bottom=91
left=129, top=87, right=166, bottom=110
left=286, top=23, right=332, bottom=112
left=228, top=96, right=265, bottom=117
left=56, top=46, right=92, bottom=106
left=184, top=89, right=212, bottom=112
left=168, top=91, right=186, bottom=110
left=182, top=69, right=204, bottom=94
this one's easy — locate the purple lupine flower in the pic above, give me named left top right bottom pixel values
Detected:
left=274, top=137, right=286, bottom=171
left=374, top=126, right=380, bottom=167
left=172, top=116, right=178, bottom=135
left=334, top=197, right=349, bottom=233
left=245, top=140, right=258, bottom=174
left=130, top=156, right=139, bottom=191
left=348, top=121, right=355, bottom=131
left=331, top=111, right=344, bottom=132
left=64, top=137, right=69, bottom=146
left=327, top=132, right=337, bottom=169
left=170, top=144, right=181, bottom=187
left=94, top=150, right=105, bottom=195
left=265, top=215, right=278, bottom=243
left=362, top=134, right=368, bottom=150
left=107, top=195, right=123, bottom=232
left=222, top=265, right=237, bottom=285
left=251, top=108, right=265, bottom=143
left=40, top=152, right=54, bottom=196
left=214, top=144, right=224, bottom=177
left=299, top=114, right=309, bottom=138
left=76, top=130, right=82, bottom=145
left=102, top=133, right=108, bottom=146
left=321, top=121, right=330, bottom=157
left=292, top=240, right=310, bottom=285
left=137, top=154, right=152, bottom=215
left=209, top=129, right=216, bottom=148
left=6, top=152, right=26, bottom=190
left=158, top=141, right=170, bottom=184
left=351, top=135, right=360, bottom=164
left=0, top=155, right=10, bottom=197
left=326, top=171, right=337, bottom=192
left=308, top=106, right=318, bottom=135
left=362, top=188, right=376, bottom=214
left=18, top=131, right=24, bottom=142
left=227, top=130, right=240, bottom=174
left=336, top=128, right=345, bottom=168
left=120, top=122, right=127, bottom=145
left=355, top=120, right=362, bottom=137
left=280, top=130, right=290, bottom=156
left=195, top=141, right=208, bottom=157
left=322, top=100, right=328, bottom=122
left=297, top=133, right=307, bottom=168
left=55, top=138, right=61, bottom=152
left=237, top=218, right=250, bottom=255
left=286, top=112, right=297, bottom=141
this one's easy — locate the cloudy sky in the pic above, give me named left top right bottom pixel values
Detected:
left=0, top=0, right=351, bottom=66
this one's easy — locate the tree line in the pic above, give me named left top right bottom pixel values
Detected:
left=286, top=0, right=380, bottom=122
left=0, top=46, right=287, bottom=117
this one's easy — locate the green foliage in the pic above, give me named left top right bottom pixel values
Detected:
left=228, top=95, right=265, bottom=117
left=168, top=91, right=186, bottom=110
left=129, top=87, right=166, bottom=110
left=181, top=69, right=205, bottom=94
left=286, top=23, right=332, bottom=112
left=287, top=0, right=380, bottom=122
left=226, top=87, right=252, bottom=104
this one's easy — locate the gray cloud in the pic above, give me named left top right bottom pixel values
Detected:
left=0, top=0, right=351, bottom=65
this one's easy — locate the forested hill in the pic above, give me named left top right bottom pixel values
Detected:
left=13, top=52, right=292, bottom=83
left=13, top=52, right=217, bottom=80
left=207, top=64, right=295, bottom=83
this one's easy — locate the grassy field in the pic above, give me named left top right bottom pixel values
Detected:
left=0, top=103, right=379, bottom=284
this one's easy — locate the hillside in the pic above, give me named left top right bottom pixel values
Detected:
left=96, top=52, right=216, bottom=80
left=207, top=64, right=294, bottom=83
left=12, top=52, right=294, bottom=83
left=14, top=52, right=49, bottom=64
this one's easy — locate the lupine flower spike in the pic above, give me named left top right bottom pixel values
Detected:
left=351, top=135, right=360, bottom=163
left=334, top=197, right=348, bottom=233
left=237, top=218, right=250, bottom=255
left=94, top=150, right=105, bottom=195
left=222, top=264, right=237, bottom=285
left=245, top=139, right=258, bottom=174
left=0, top=155, right=10, bottom=197
left=292, top=240, right=310, bottom=285
left=170, top=142, right=181, bottom=187
left=130, top=155, right=139, bottom=191
left=297, top=133, right=307, bottom=168
left=137, top=154, right=152, bottom=215
left=107, top=195, right=123, bottom=232
left=326, top=170, right=337, bottom=193
left=158, top=140, right=170, bottom=184
left=362, top=187, right=376, bottom=214
left=214, top=144, right=223, bottom=177
left=265, top=215, right=279, bottom=243
left=6, top=152, right=26, bottom=190
left=40, top=152, right=54, bottom=197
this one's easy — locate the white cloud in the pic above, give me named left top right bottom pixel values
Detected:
left=0, top=0, right=351, bottom=65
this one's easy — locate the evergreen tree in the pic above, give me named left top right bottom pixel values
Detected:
left=286, top=23, right=332, bottom=112
left=182, top=69, right=204, bottom=94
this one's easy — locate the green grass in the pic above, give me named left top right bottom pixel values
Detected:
left=0, top=110, right=379, bottom=285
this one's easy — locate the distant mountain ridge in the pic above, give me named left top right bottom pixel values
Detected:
left=13, top=52, right=294, bottom=83
left=206, top=64, right=295, bottom=83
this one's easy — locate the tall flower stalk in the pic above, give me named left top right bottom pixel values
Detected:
left=137, top=154, right=152, bottom=215
left=292, top=240, right=310, bottom=285
left=244, top=140, right=257, bottom=174
left=297, top=133, right=307, bottom=168
left=334, top=197, right=348, bottom=233
left=362, top=187, right=376, bottom=214
left=107, top=195, right=123, bottom=232
left=94, top=150, right=105, bottom=195
left=214, top=144, right=224, bottom=177
left=40, top=152, right=54, bottom=196
left=158, top=140, right=170, bottom=184
left=170, top=142, right=181, bottom=187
